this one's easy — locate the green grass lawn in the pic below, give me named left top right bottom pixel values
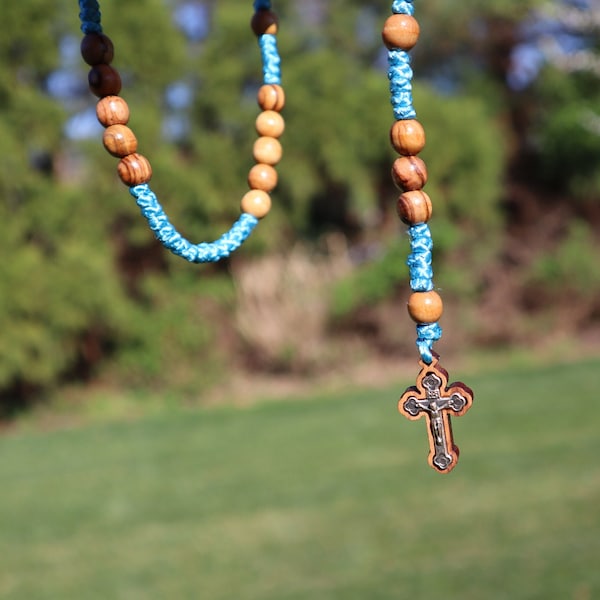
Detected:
left=1, top=358, right=599, bottom=599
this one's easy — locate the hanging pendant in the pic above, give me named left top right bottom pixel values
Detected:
left=399, top=353, right=473, bottom=473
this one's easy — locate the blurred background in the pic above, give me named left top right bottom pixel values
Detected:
left=0, top=0, right=599, bottom=415
left=1, top=2, right=600, bottom=599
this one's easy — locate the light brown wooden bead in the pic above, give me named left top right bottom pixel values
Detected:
left=117, top=153, right=152, bottom=186
left=251, top=9, right=278, bottom=35
left=241, top=189, right=272, bottom=219
left=397, top=190, right=432, bottom=225
left=256, top=110, right=285, bottom=138
left=80, top=33, right=114, bottom=66
left=253, top=136, right=282, bottom=165
left=96, top=96, right=130, bottom=126
left=248, top=164, right=278, bottom=192
left=407, top=291, right=443, bottom=324
left=382, top=14, right=420, bottom=50
left=392, top=156, right=428, bottom=191
left=257, top=84, right=285, bottom=111
left=390, top=119, right=425, bottom=156
left=88, top=64, right=122, bottom=98
left=103, top=124, right=138, bottom=158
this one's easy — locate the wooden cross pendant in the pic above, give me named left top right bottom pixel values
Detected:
left=398, top=353, right=473, bottom=473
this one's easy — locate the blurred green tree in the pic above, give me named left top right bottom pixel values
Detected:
left=1, top=0, right=597, bottom=414
left=0, top=0, right=227, bottom=413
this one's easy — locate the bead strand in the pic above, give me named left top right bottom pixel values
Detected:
left=78, top=0, right=284, bottom=263
left=383, top=0, right=442, bottom=364
left=243, top=4, right=285, bottom=219
left=80, top=28, right=152, bottom=187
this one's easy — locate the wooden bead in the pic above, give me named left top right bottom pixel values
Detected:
left=397, top=191, right=432, bottom=225
left=407, top=291, right=443, bottom=324
left=390, top=119, right=425, bottom=156
left=103, top=124, right=138, bottom=158
left=241, top=189, right=272, bottom=219
left=253, top=137, right=282, bottom=165
left=80, top=33, right=114, bottom=65
left=96, top=96, right=130, bottom=126
left=117, top=153, right=152, bottom=186
left=88, top=64, right=122, bottom=98
left=251, top=9, right=278, bottom=35
left=248, top=164, right=278, bottom=192
left=256, top=110, right=285, bottom=138
left=257, top=84, right=285, bottom=111
left=382, top=14, right=420, bottom=50
left=392, top=156, right=428, bottom=191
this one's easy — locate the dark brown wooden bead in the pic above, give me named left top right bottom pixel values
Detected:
left=251, top=9, right=278, bottom=35
left=257, top=84, right=285, bottom=111
left=80, top=33, right=114, bottom=66
left=117, top=153, right=152, bottom=186
left=88, top=64, right=122, bottom=98
left=96, top=96, right=130, bottom=126
left=103, top=124, right=138, bottom=158
left=253, top=136, right=282, bottom=165
left=397, top=190, right=432, bottom=225
left=256, top=110, right=285, bottom=138
left=382, top=14, right=420, bottom=50
left=241, top=189, right=272, bottom=219
left=248, top=164, right=278, bottom=192
left=407, top=291, right=443, bottom=324
left=390, top=119, right=425, bottom=156
left=392, top=156, right=428, bottom=191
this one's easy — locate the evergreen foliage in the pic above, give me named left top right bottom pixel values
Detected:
left=0, top=0, right=598, bottom=412
left=536, top=69, right=600, bottom=200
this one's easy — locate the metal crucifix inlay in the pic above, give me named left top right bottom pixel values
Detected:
left=399, top=353, right=473, bottom=473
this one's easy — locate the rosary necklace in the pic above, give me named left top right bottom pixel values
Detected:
left=78, top=0, right=473, bottom=473
left=384, top=0, right=474, bottom=473
left=78, top=0, right=283, bottom=263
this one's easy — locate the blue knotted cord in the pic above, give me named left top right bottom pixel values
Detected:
left=392, top=0, right=415, bottom=16
left=407, top=224, right=434, bottom=293
left=387, top=0, right=442, bottom=363
left=79, top=0, right=102, bottom=34
left=78, top=0, right=280, bottom=263
left=131, top=185, right=259, bottom=263
left=388, top=51, right=416, bottom=121
left=416, top=323, right=443, bottom=364
left=259, top=34, right=282, bottom=85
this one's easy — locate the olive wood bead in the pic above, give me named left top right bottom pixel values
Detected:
left=407, top=291, right=443, bottom=324
left=117, top=153, right=152, bottom=186
left=248, top=163, right=278, bottom=192
left=241, top=189, right=272, bottom=219
left=253, top=136, right=282, bottom=165
left=397, top=190, right=432, bottom=225
left=382, top=14, right=420, bottom=50
left=257, top=84, right=285, bottom=111
left=251, top=9, right=278, bottom=35
left=256, top=110, right=285, bottom=138
left=80, top=33, right=114, bottom=66
left=88, top=64, right=122, bottom=98
left=96, top=96, right=130, bottom=126
left=392, top=156, right=428, bottom=191
left=390, top=119, right=425, bottom=156
left=103, top=124, right=138, bottom=158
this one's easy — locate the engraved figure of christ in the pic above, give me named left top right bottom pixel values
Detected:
left=399, top=363, right=473, bottom=473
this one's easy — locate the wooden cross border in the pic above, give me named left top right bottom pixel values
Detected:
left=399, top=353, right=473, bottom=473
